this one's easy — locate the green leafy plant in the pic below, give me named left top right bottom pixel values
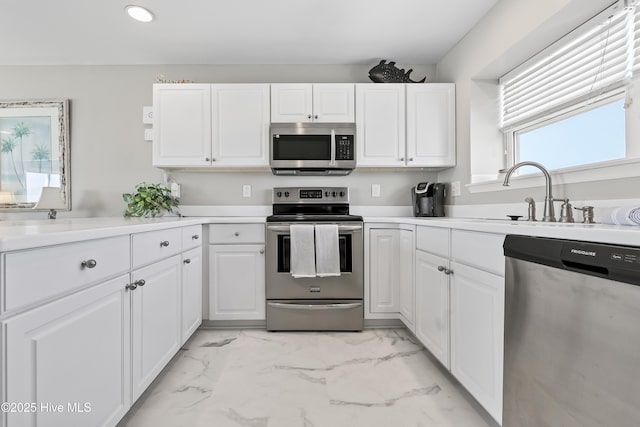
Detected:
left=123, top=183, right=180, bottom=217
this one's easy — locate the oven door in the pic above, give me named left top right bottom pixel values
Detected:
left=266, top=222, right=363, bottom=299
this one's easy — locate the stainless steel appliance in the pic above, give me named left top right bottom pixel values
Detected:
left=503, top=235, right=640, bottom=426
left=266, top=187, right=363, bottom=331
left=269, top=123, right=356, bottom=175
left=412, top=182, right=446, bottom=217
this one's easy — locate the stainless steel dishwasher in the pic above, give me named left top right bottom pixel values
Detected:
left=503, top=235, right=640, bottom=427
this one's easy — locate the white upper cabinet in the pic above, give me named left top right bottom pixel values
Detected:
left=153, top=83, right=269, bottom=167
left=211, top=84, right=270, bottom=166
left=356, top=83, right=456, bottom=168
left=406, top=83, right=456, bottom=167
left=356, top=84, right=406, bottom=166
left=271, top=83, right=354, bottom=123
left=153, top=84, right=212, bottom=167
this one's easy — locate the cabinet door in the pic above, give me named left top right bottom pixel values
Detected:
left=312, top=84, right=355, bottom=122
left=368, top=229, right=400, bottom=313
left=181, top=247, right=203, bottom=344
left=211, top=84, right=270, bottom=166
left=415, top=250, right=450, bottom=369
left=3, top=275, right=131, bottom=427
left=131, top=256, right=181, bottom=401
left=271, top=84, right=313, bottom=122
left=450, top=261, right=504, bottom=423
left=398, top=228, right=415, bottom=329
left=153, top=84, right=212, bottom=167
left=406, top=83, right=456, bottom=167
left=356, top=84, right=406, bottom=166
left=209, top=244, right=265, bottom=320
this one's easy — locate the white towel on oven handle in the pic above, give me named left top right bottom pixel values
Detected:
left=290, top=224, right=316, bottom=278
left=315, top=224, right=341, bottom=277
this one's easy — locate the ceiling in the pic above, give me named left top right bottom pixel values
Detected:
left=0, top=0, right=500, bottom=65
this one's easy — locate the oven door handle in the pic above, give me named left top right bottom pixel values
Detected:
left=266, top=224, right=362, bottom=232
left=267, top=302, right=362, bottom=310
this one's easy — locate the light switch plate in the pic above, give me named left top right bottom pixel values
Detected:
left=142, top=106, right=153, bottom=124
left=371, top=184, right=381, bottom=197
left=242, top=184, right=252, bottom=198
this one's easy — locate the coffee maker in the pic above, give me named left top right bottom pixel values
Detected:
left=412, top=182, right=446, bottom=217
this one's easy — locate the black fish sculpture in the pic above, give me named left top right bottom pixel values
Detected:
left=368, top=60, right=426, bottom=83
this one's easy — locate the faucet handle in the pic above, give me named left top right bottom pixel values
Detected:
left=574, top=205, right=595, bottom=224
left=557, top=199, right=575, bottom=223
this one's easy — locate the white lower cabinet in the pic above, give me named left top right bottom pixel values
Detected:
left=209, top=244, right=265, bottom=320
left=450, top=261, right=504, bottom=424
left=131, top=255, right=182, bottom=401
left=2, top=274, right=131, bottom=427
left=181, top=246, right=203, bottom=344
left=366, top=226, right=415, bottom=330
left=414, top=250, right=450, bottom=369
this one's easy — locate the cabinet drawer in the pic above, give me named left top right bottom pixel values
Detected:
left=416, top=226, right=450, bottom=257
left=451, top=230, right=506, bottom=276
left=209, top=224, right=265, bottom=244
left=132, top=227, right=182, bottom=268
left=3, top=235, right=130, bottom=313
left=182, top=225, right=203, bottom=250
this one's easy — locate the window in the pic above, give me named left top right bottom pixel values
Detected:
left=500, top=2, right=639, bottom=175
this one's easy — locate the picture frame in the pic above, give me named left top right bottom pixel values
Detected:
left=0, top=99, right=70, bottom=212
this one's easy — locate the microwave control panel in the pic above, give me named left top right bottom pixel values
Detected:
left=336, top=135, right=354, bottom=160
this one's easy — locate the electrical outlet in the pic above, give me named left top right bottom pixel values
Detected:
left=242, top=184, right=252, bottom=198
left=371, top=184, right=381, bottom=197
left=451, top=181, right=461, bottom=197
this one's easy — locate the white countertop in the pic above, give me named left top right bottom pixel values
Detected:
left=0, top=214, right=638, bottom=252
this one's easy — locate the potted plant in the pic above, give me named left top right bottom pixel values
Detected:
left=123, top=182, right=180, bottom=217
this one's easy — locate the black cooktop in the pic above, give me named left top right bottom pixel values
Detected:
left=266, top=214, right=363, bottom=223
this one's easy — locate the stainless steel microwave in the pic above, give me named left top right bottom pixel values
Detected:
left=270, top=123, right=356, bottom=175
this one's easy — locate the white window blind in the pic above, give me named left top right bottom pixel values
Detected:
left=500, top=3, right=639, bottom=131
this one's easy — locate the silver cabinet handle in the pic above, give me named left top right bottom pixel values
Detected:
left=81, top=259, right=97, bottom=269
left=234, top=232, right=240, bottom=236
left=160, top=240, right=170, bottom=247
left=192, top=234, right=199, bottom=240
left=205, top=157, right=210, bottom=162
left=307, top=114, right=312, bottom=119
left=259, top=249, right=265, bottom=254
left=267, top=302, right=362, bottom=310
left=409, top=157, right=414, bottom=161
left=437, top=265, right=453, bottom=275
left=211, top=158, right=216, bottom=162
left=136, top=279, right=146, bottom=287
left=126, top=283, right=137, bottom=291
left=184, top=258, right=191, bottom=264
left=400, top=157, right=405, bottom=161
left=314, top=115, right=318, bottom=119
left=437, top=265, right=445, bottom=272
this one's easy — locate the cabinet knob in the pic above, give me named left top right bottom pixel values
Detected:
left=184, top=258, right=191, bottom=264
left=314, top=115, right=318, bottom=119
left=126, top=283, right=137, bottom=291
left=409, top=157, right=414, bottom=161
left=211, top=158, right=216, bottom=162
left=260, top=249, right=265, bottom=254
left=136, top=279, right=146, bottom=287
left=205, top=157, right=210, bottom=162
left=234, top=232, right=240, bottom=236
left=81, top=259, right=97, bottom=269
left=437, top=265, right=446, bottom=272
left=160, top=240, right=170, bottom=247
left=400, top=157, right=405, bottom=161
left=192, top=234, right=199, bottom=240
left=307, top=114, right=312, bottom=119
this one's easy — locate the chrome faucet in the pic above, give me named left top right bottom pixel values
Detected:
left=503, top=161, right=556, bottom=222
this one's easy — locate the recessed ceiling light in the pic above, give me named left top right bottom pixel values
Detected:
left=125, top=5, right=154, bottom=23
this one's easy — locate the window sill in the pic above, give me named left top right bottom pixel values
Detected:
left=466, top=157, right=640, bottom=194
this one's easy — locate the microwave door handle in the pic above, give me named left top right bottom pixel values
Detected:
left=330, top=129, right=336, bottom=166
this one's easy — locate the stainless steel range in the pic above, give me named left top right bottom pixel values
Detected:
left=266, top=187, right=363, bottom=331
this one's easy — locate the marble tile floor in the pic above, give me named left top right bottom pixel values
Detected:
left=118, top=329, right=497, bottom=427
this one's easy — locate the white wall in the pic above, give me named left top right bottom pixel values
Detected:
left=0, top=64, right=436, bottom=218
left=435, top=0, right=640, bottom=205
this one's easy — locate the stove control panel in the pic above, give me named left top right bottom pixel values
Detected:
left=273, top=187, right=349, bottom=203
